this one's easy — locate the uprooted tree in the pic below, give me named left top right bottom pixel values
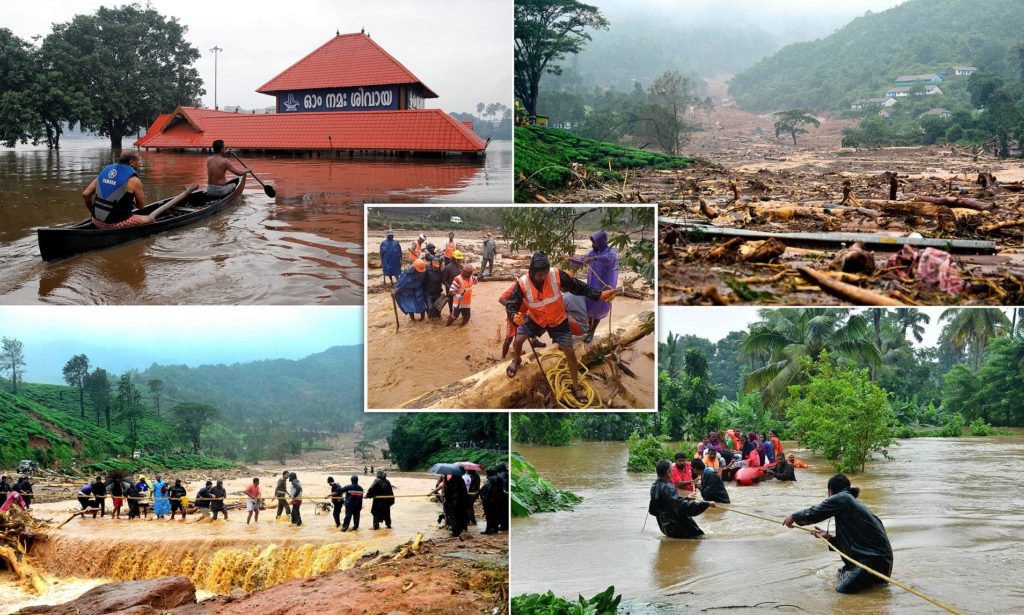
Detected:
left=500, top=206, right=655, bottom=286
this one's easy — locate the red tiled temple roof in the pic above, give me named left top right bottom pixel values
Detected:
left=256, top=33, right=437, bottom=98
left=135, top=107, right=486, bottom=152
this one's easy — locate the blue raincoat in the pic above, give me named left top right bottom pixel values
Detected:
left=152, top=480, right=170, bottom=516
left=393, top=266, right=427, bottom=314
left=380, top=237, right=402, bottom=277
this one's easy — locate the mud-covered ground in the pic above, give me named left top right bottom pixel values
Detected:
left=527, top=104, right=1024, bottom=306
left=366, top=230, right=655, bottom=409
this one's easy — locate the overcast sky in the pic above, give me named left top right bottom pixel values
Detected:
left=659, top=307, right=1016, bottom=350
left=1, top=306, right=362, bottom=383
left=4, top=0, right=511, bottom=114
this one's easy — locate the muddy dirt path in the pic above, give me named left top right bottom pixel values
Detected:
left=366, top=233, right=655, bottom=409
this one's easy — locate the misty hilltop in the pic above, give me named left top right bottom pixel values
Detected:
left=729, top=0, right=1024, bottom=112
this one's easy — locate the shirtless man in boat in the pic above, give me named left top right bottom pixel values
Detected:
left=206, top=140, right=250, bottom=197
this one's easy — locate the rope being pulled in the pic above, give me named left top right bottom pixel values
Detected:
left=715, top=503, right=964, bottom=615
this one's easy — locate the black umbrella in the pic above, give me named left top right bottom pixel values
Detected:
left=429, top=463, right=465, bottom=477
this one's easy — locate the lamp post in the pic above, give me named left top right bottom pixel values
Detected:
left=210, top=45, right=223, bottom=110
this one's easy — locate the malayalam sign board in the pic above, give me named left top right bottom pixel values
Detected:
left=277, top=86, right=400, bottom=113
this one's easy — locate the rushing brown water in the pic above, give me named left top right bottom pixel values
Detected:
left=0, top=472, right=445, bottom=613
left=512, top=434, right=1024, bottom=614
left=0, top=138, right=510, bottom=304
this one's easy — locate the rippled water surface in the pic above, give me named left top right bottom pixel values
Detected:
left=0, top=138, right=510, bottom=304
left=512, top=434, right=1024, bottom=614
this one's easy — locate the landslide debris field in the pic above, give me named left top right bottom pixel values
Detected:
left=658, top=144, right=1024, bottom=306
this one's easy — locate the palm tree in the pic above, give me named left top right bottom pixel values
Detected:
left=741, top=308, right=880, bottom=406
left=658, top=332, right=683, bottom=377
left=939, top=308, right=1011, bottom=371
left=891, top=308, right=931, bottom=343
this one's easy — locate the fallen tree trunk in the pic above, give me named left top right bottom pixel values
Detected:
left=798, top=267, right=904, bottom=306
left=400, top=310, right=655, bottom=409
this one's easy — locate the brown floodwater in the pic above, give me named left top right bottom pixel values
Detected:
left=0, top=138, right=510, bottom=305
left=0, top=472, right=447, bottom=613
left=512, top=434, right=1024, bottom=614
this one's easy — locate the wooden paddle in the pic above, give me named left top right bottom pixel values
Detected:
left=390, top=289, right=401, bottom=331
left=150, top=184, right=199, bottom=219
left=229, top=152, right=276, bottom=197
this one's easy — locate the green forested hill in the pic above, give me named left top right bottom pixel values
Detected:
left=136, top=345, right=363, bottom=432
left=729, top=0, right=1024, bottom=112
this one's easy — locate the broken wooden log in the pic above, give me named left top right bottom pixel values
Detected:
left=798, top=267, right=903, bottom=306
left=916, top=195, right=993, bottom=211
left=400, top=310, right=655, bottom=409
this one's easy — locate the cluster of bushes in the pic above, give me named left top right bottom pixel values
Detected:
left=510, top=452, right=582, bottom=517
left=81, top=454, right=235, bottom=474
left=625, top=432, right=693, bottom=474
left=512, top=586, right=622, bottom=615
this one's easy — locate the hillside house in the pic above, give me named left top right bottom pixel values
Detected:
left=851, top=97, right=899, bottom=110
left=886, top=85, right=943, bottom=98
left=919, top=108, right=951, bottom=119
left=895, top=74, right=943, bottom=85
left=952, top=66, right=977, bottom=77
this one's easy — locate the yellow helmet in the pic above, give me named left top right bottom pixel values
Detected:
left=452, top=250, right=464, bottom=260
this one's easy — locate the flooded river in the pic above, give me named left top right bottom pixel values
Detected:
left=0, top=471, right=446, bottom=614
left=512, top=434, right=1024, bottom=614
left=0, top=138, right=510, bottom=305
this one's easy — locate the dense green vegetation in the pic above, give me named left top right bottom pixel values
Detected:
left=423, top=447, right=507, bottom=472
left=514, top=308, right=1023, bottom=474
left=625, top=433, right=693, bottom=474
left=386, top=413, right=508, bottom=471
left=510, top=452, right=581, bottom=517
left=136, top=345, right=362, bottom=433
left=0, top=5, right=203, bottom=149
left=512, top=586, right=622, bottom=615
left=515, top=125, right=694, bottom=201
left=730, top=0, right=1024, bottom=113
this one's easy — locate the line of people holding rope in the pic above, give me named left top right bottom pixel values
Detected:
left=648, top=429, right=894, bottom=596
left=430, top=462, right=509, bottom=538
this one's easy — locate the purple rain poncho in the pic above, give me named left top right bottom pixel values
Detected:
left=582, top=230, right=618, bottom=320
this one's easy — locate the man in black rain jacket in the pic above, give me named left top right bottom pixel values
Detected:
left=784, top=474, right=893, bottom=594
left=690, top=459, right=730, bottom=504
left=648, top=459, right=713, bottom=538
left=365, top=471, right=394, bottom=530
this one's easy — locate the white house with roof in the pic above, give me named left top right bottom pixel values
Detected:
left=886, top=85, right=943, bottom=98
left=895, top=73, right=943, bottom=85
left=851, top=97, right=899, bottom=110
left=952, top=66, right=977, bottom=76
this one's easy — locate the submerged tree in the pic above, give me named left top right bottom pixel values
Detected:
left=62, top=354, right=91, bottom=418
left=0, top=337, right=26, bottom=394
left=773, top=110, right=820, bottom=146
left=514, top=0, right=608, bottom=116
left=44, top=4, right=204, bottom=149
left=784, top=354, right=895, bottom=473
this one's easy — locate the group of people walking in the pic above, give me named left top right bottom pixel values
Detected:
left=0, top=475, right=34, bottom=512
left=432, top=463, right=509, bottom=538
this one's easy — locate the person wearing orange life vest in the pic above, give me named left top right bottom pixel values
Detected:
left=408, top=234, right=426, bottom=262
left=504, top=252, right=616, bottom=404
left=447, top=265, right=477, bottom=327
left=443, top=231, right=457, bottom=265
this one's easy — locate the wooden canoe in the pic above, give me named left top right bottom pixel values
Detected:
left=36, top=176, right=246, bottom=261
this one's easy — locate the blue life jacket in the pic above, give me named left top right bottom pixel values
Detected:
left=93, top=163, right=138, bottom=223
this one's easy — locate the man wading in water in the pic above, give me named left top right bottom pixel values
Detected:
left=206, top=140, right=249, bottom=197
left=784, top=474, right=893, bottom=594
left=648, top=459, right=714, bottom=538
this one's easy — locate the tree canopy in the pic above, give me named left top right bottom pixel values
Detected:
left=514, top=0, right=608, bottom=116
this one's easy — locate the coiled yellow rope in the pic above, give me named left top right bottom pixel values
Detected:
left=534, top=351, right=602, bottom=410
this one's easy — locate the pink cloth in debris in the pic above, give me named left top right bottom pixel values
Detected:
left=885, top=245, right=965, bottom=294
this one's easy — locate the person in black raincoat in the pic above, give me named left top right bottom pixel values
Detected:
left=125, top=481, right=141, bottom=520
left=326, top=477, right=345, bottom=528
left=784, top=474, right=893, bottom=594
left=765, top=456, right=796, bottom=481
left=91, top=476, right=107, bottom=517
left=649, top=459, right=713, bottom=539
left=690, top=459, right=730, bottom=504
left=365, top=470, right=394, bottom=530
left=478, top=467, right=505, bottom=534
left=466, top=469, right=481, bottom=525
left=443, top=473, right=470, bottom=537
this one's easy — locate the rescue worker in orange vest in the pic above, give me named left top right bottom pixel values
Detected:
left=443, top=231, right=457, bottom=266
left=504, top=252, right=616, bottom=404
left=447, top=265, right=477, bottom=327
left=408, top=234, right=426, bottom=262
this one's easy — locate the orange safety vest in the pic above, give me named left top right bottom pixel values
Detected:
left=444, top=240, right=456, bottom=258
left=452, top=274, right=474, bottom=307
left=517, top=268, right=566, bottom=328
left=408, top=242, right=421, bottom=261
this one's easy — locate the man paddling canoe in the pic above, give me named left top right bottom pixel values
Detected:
left=207, top=140, right=250, bottom=197
left=82, top=150, right=197, bottom=230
